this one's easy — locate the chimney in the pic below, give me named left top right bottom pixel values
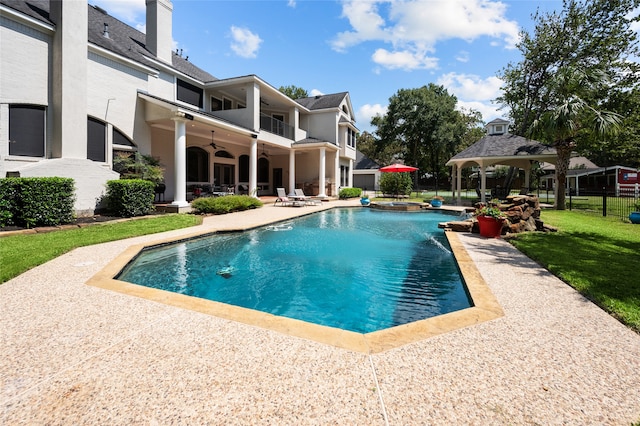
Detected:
left=146, top=0, right=173, bottom=64
left=49, top=0, right=88, bottom=158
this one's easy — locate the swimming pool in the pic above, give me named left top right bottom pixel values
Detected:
left=116, top=208, right=471, bottom=333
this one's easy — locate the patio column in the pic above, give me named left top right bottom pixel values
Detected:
left=524, top=166, right=531, bottom=193
left=170, top=115, right=189, bottom=207
left=318, top=147, right=326, bottom=197
left=250, top=137, right=258, bottom=197
left=480, top=165, right=487, bottom=203
left=288, top=150, right=295, bottom=194
left=348, top=158, right=353, bottom=187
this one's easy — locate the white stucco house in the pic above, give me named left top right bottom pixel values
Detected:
left=0, top=0, right=358, bottom=214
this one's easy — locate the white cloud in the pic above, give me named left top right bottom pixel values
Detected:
left=456, top=100, right=502, bottom=123
left=332, top=0, right=520, bottom=70
left=310, top=89, right=324, bottom=96
left=436, top=72, right=503, bottom=101
left=229, top=26, right=263, bottom=59
left=288, top=0, right=297, bottom=7
left=455, top=50, right=470, bottom=63
left=357, top=103, right=387, bottom=130
left=371, top=48, right=438, bottom=70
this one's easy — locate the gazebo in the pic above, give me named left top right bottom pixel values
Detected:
left=446, top=119, right=557, bottom=204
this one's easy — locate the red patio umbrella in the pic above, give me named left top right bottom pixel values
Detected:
left=379, top=163, right=418, bottom=173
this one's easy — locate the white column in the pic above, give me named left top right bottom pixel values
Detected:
left=334, top=150, right=340, bottom=195
left=480, top=165, right=487, bottom=203
left=524, top=166, right=531, bottom=193
left=170, top=117, right=189, bottom=207
left=348, top=158, right=353, bottom=187
left=318, top=147, right=327, bottom=197
left=249, top=137, right=258, bottom=197
left=456, top=165, right=462, bottom=206
left=288, top=150, right=296, bottom=194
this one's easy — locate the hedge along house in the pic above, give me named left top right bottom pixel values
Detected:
left=446, top=119, right=557, bottom=204
left=0, top=0, right=359, bottom=214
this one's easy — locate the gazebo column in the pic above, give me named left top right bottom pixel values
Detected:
left=480, top=165, right=487, bottom=203
left=524, top=165, right=531, bottom=194
left=456, top=164, right=462, bottom=205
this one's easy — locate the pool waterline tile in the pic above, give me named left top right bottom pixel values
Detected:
left=86, top=220, right=503, bottom=354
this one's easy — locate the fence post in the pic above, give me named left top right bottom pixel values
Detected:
left=569, top=186, right=572, bottom=210
left=602, top=186, right=607, bottom=217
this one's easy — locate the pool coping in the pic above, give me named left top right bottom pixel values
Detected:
left=86, top=211, right=504, bottom=354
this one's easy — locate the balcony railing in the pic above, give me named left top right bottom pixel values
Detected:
left=260, top=114, right=295, bottom=140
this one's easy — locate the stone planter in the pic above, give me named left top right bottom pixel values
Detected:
left=629, top=211, right=640, bottom=224
left=477, top=215, right=505, bottom=238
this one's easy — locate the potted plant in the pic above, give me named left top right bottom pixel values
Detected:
left=630, top=201, right=640, bottom=224
left=430, top=195, right=444, bottom=208
left=475, top=200, right=507, bottom=238
left=360, top=191, right=370, bottom=206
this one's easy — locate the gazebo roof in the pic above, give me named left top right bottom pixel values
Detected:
left=446, top=132, right=557, bottom=169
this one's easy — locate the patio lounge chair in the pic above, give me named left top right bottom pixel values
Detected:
left=275, top=188, right=301, bottom=207
left=294, top=188, right=320, bottom=205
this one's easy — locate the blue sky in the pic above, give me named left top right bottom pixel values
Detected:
left=93, top=0, right=565, bottom=132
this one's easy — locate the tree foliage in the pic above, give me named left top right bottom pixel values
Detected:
left=497, top=0, right=639, bottom=209
left=278, top=85, right=309, bottom=100
left=371, top=84, right=483, bottom=189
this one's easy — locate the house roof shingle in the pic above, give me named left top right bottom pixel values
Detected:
left=449, top=133, right=555, bottom=161
left=295, top=92, right=348, bottom=110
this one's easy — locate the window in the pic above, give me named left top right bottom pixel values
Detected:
left=258, top=157, right=269, bottom=182
left=9, top=105, right=45, bottom=157
left=87, top=117, right=106, bottom=162
left=177, top=79, right=203, bottom=108
left=273, top=114, right=285, bottom=136
left=187, top=147, right=209, bottom=182
left=223, top=98, right=232, bottom=110
left=113, top=127, right=135, bottom=148
left=211, top=96, right=222, bottom=111
left=347, top=128, right=357, bottom=148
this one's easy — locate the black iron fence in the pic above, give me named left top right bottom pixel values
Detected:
left=542, top=185, right=640, bottom=220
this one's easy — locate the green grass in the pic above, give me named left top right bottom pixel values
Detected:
left=0, top=214, right=202, bottom=284
left=509, top=210, right=640, bottom=332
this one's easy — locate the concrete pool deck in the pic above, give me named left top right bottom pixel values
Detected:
left=2, top=199, right=639, bottom=424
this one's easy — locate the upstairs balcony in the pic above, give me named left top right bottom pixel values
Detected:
left=260, top=113, right=295, bottom=140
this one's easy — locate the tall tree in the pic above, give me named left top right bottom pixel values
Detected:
left=278, top=85, right=308, bottom=100
left=371, top=84, right=479, bottom=189
left=497, top=0, right=639, bottom=209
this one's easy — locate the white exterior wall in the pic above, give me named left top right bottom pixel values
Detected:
left=87, top=53, right=149, bottom=139
left=308, top=111, right=338, bottom=143
left=0, top=17, right=51, bottom=105
left=148, top=70, right=175, bottom=102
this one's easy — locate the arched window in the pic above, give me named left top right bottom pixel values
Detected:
left=258, top=157, right=269, bottom=183
left=187, top=147, right=209, bottom=182
left=87, top=117, right=106, bottom=162
left=214, top=150, right=234, bottom=159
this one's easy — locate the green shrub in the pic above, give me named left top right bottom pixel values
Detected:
left=339, top=187, right=362, bottom=199
left=191, top=195, right=262, bottom=214
left=105, top=179, right=155, bottom=217
left=379, top=172, right=412, bottom=196
left=0, top=177, right=75, bottom=228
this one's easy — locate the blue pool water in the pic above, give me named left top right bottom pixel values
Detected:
left=117, top=208, right=471, bottom=333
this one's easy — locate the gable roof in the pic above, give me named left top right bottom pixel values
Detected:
left=355, top=151, right=380, bottom=170
left=1, top=0, right=217, bottom=83
left=296, top=92, right=348, bottom=110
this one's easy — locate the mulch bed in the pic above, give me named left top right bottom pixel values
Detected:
left=0, top=214, right=147, bottom=235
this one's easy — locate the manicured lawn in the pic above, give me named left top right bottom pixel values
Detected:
left=509, top=210, right=640, bottom=332
left=0, top=214, right=202, bottom=284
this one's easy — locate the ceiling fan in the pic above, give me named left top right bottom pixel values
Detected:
left=202, top=130, right=226, bottom=150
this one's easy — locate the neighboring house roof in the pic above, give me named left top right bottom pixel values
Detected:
left=296, top=92, right=348, bottom=110
left=355, top=151, right=380, bottom=170
left=1, top=0, right=217, bottom=83
left=540, top=156, right=598, bottom=171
